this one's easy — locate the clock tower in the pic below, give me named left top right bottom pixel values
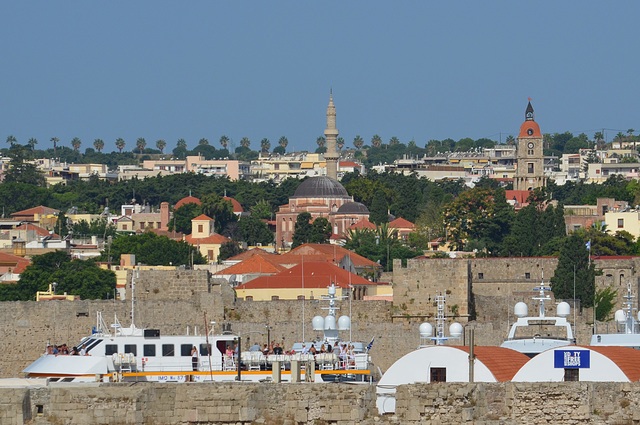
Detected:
left=514, top=100, right=546, bottom=191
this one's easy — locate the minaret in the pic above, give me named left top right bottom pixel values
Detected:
left=324, top=92, right=339, bottom=180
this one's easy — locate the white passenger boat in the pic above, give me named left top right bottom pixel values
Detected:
left=500, top=272, right=574, bottom=357
left=591, top=282, right=640, bottom=349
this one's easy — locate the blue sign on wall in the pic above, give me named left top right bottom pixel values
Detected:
left=554, top=350, right=590, bottom=369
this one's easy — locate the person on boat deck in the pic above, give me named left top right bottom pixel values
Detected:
left=327, top=344, right=332, bottom=353
left=309, top=344, right=317, bottom=355
left=249, top=342, right=261, bottom=352
left=273, top=343, right=283, bottom=355
left=338, top=343, right=347, bottom=361
left=191, top=346, right=198, bottom=371
left=262, top=344, right=269, bottom=355
left=52, top=345, right=59, bottom=355
left=320, top=344, right=326, bottom=353
left=45, top=345, right=53, bottom=355
left=79, top=344, right=88, bottom=356
left=71, top=347, right=79, bottom=355
left=301, top=344, right=309, bottom=354
left=225, top=346, right=234, bottom=358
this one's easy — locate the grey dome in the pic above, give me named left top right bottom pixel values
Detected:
left=292, top=177, right=350, bottom=198
left=336, top=202, right=369, bottom=214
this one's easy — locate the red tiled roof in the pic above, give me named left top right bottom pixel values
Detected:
left=0, top=252, right=31, bottom=274
left=216, top=255, right=285, bottom=275
left=14, top=223, right=59, bottom=238
left=223, top=196, right=244, bottom=213
left=339, top=161, right=359, bottom=167
left=148, top=228, right=184, bottom=240
left=350, top=218, right=376, bottom=230
left=580, top=346, right=640, bottom=382
left=185, top=233, right=230, bottom=244
left=236, top=261, right=376, bottom=290
left=504, top=190, right=531, bottom=204
left=389, top=217, right=415, bottom=229
left=282, top=243, right=381, bottom=269
left=192, top=214, right=213, bottom=221
left=11, top=206, right=59, bottom=217
left=226, top=248, right=277, bottom=262
left=454, top=346, right=530, bottom=382
left=174, top=196, right=201, bottom=209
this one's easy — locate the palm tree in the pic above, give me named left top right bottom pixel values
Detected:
left=278, top=136, right=288, bottom=151
left=93, top=139, right=105, bottom=152
left=240, top=137, right=251, bottom=148
left=70, top=137, right=82, bottom=152
left=176, top=139, right=187, bottom=149
left=371, top=134, right=382, bottom=148
left=156, top=139, right=166, bottom=154
left=389, top=136, right=400, bottom=146
left=27, top=138, right=38, bottom=151
left=628, top=129, right=635, bottom=137
left=6, top=135, right=16, bottom=146
left=50, top=137, right=59, bottom=155
left=337, top=137, right=345, bottom=150
left=353, top=135, right=364, bottom=149
left=260, top=138, right=271, bottom=153
left=115, top=138, right=126, bottom=153
left=136, top=137, right=147, bottom=154
left=594, top=131, right=604, bottom=150
left=505, top=135, right=515, bottom=146
left=198, top=138, right=209, bottom=146
left=316, top=136, right=326, bottom=148
left=219, top=135, right=229, bottom=150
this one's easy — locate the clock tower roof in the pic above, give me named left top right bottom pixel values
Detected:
left=518, top=100, right=541, bottom=138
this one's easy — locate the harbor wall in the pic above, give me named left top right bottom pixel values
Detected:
left=4, top=382, right=640, bottom=424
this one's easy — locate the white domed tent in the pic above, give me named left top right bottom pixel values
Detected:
left=512, top=346, right=640, bottom=382
left=376, top=346, right=529, bottom=414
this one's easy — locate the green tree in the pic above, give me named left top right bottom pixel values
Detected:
left=219, top=135, right=229, bottom=150
left=369, top=190, right=389, bottom=225
left=3, top=145, right=45, bottom=186
left=104, top=232, right=206, bottom=266
left=550, top=232, right=600, bottom=308
left=50, top=136, right=59, bottom=154
left=316, top=136, right=326, bottom=148
left=71, top=137, right=82, bottom=152
left=93, top=138, right=105, bottom=152
left=310, top=217, right=332, bottom=244
left=218, top=241, right=243, bottom=262
left=156, top=139, right=166, bottom=153
left=250, top=200, right=272, bottom=220
left=239, top=215, right=273, bottom=246
left=136, top=137, right=147, bottom=154
left=200, top=193, right=237, bottom=233
left=198, top=138, right=209, bottom=146
left=27, top=138, right=37, bottom=151
left=169, top=202, right=200, bottom=234
left=389, top=136, right=400, bottom=146
left=115, top=138, right=126, bottom=153
left=240, top=137, right=251, bottom=148
left=595, top=286, right=618, bottom=322
left=353, top=135, right=364, bottom=149
left=6, top=135, right=17, bottom=146
left=278, top=136, right=288, bottom=151
left=292, top=212, right=313, bottom=248
left=260, top=138, right=271, bottom=153
left=55, top=211, right=70, bottom=236
left=176, top=139, right=187, bottom=149
left=337, top=137, right=345, bottom=150
left=370, top=134, right=382, bottom=148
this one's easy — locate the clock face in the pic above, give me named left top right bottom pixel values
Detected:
left=527, top=142, right=534, bottom=149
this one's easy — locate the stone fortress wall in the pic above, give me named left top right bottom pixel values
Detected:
left=2, top=256, right=640, bottom=379
left=3, top=382, right=640, bottom=424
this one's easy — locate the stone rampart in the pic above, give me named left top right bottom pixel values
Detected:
left=3, top=382, right=640, bottom=424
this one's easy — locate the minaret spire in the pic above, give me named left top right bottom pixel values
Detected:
left=324, top=91, right=339, bottom=180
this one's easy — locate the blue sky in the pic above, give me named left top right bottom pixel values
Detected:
left=1, top=2, right=638, bottom=152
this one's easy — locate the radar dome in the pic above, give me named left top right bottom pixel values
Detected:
left=328, top=285, right=336, bottom=296
left=324, top=315, right=337, bottom=330
left=615, top=309, right=626, bottom=323
left=557, top=302, right=570, bottom=317
left=312, top=316, right=325, bottom=331
left=338, top=315, right=351, bottom=330
left=514, top=302, right=528, bottom=317
left=419, top=323, right=433, bottom=337
left=449, top=322, right=463, bottom=338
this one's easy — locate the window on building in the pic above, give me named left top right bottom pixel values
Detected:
left=124, top=344, right=137, bottom=356
left=525, top=273, right=531, bottom=279
left=245, top=296, right=253, bottom=301
left=430, top=367, right=446, bottom=382
left=528, top=150, right=534, bottom=155
left=162, top=344, right=174, bottom=356
left=564, top=369, right=579, bottom=381
left=272, top=295, right=279, bottom=301
left=527, top=163, right=534, bottom=174
left=139, top=222, right=145, bottom=229
left=123, top=224, right=128, bottom=230
left=143, top=344, right=156, bottom=357
left=208, top=250, right=214, bottom=260
left=297, top=295, right=305, bottom=300
left=198, top=224, right=203, bottom=233
left=105, top=344, right=118, bottom=355
left=618, top=219, right=624, bottom=228
left=478, top=273, right=484, bottom=280
left=200, top=343, right=212, bottom=356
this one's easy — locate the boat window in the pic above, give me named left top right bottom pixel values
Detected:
left=105, top=344, right=118, bottom=355
left=430, top=367, right=446, bottom=382
left=162, top=344, right=174, bottom=356
left=181, top=344, right=193, bottom=356
left=124, top=345, right=137, bottom=356
left=200, top=343, right=212, bottom=356
left=564, top=369, right=579, bottom=381
left=143, top=345, right=156, bottom=357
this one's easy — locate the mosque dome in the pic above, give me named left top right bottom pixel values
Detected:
left=174, top=196, right=201, bottom=209
left=292, top=176, right=350, bottom=199
left=336, top=202, right=369, bottom=214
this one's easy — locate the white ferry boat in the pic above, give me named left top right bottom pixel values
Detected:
left=591, top=282, right=640, bottom=349
left=500, top=272, right=574, bottom=357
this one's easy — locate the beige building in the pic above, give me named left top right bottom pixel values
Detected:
left=514, top=101, right=546, bottom=191
left=604, top=210, right=640, bottom=238
left=141, top=156, right=250, bottom=180
left=184, top=214, right=232, bottom=263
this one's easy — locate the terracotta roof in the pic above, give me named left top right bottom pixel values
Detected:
left=0, top=252, right=31, bottom=274
left=282, top=243, right=381, bottom=269
left=11, top=206, right=59, bottom=217
left=581, top=346, right=640, bottom=382
left=518, top=120, right=542, bottom=138
left=148, top=228, right=184, bottom=240
left=504, top=190, right=531, bottom=204
left=174, top=196, right=201, bottom=209
left=216, top=255, right=285, bottom=275
left=389, top=217, right=415, bottom=229
left=223, top=196, right=244, bottom=213
left=236, top=261, right=376, bottom=290
left=339, top=161, right=359, bottom=167
left=185, top=233, right=230, bottom=245
left=14, top=223, right=59, bottom=238
left=226, top=248, right=277, bottom=262
left=454, top=346, right=530, bottom=382
left=191, top=214, right=213, bottom=221
left=349, top=218, right=376, bottom=230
